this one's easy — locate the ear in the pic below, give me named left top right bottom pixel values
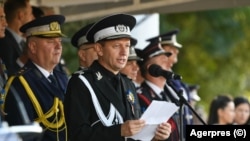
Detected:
left=78, top=49, right=86, bottom=61
left=28, top=40, right=36, bottom=54
left=94, top=43, right=103, bottom=56
left=17, top=9, right=24, bottom=21
left=218, top=108, right=223, bottom=118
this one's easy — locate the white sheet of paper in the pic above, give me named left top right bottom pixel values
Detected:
left=129, top=100, right=179, bottom=141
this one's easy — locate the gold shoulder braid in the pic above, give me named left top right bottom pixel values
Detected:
left=3, top=75, right=67, bottom=141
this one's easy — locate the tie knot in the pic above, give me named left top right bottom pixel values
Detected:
left=20, top=40, right=26, bottom=49
left=48, top=74, right=58, bottom=87
left=160, top=91, right=167, bottom=100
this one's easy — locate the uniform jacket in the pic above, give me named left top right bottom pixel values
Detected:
left=137, top=81, right=180, bottom=141
left=4, top=60, right=68, bottom=141
left=64, top=61, right=141, bottom=141
left=0, top=29, right=22, bottom=76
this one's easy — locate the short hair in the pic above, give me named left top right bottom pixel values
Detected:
left=0, top=0, right=5, bottom=7
left=234, top=96, right=250, bottom=108
left=4, top=0, right=30, bottom=23
left=32, top=6, right=44, bottom=19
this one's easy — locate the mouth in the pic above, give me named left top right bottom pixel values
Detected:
left=117, top=58, right=127, bottom=64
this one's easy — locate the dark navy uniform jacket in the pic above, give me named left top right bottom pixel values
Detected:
left=0, top=30, right=22, bottom=76
left=4, top=60, right=68, bottom=141
left=64, top=61, right=141, bottom=141
left=137, top=81, right=180, bottom=141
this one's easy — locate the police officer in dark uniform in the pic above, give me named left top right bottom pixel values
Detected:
left=120, top=38, right=142, bottom=84
left=71, top=23, right=98, bottom=71
left=147, top=29, right=193, bottom=140
left=64, top=13, right=171, bottom=141
left=135, top=41, right=179, bottom=141
left=3, top=15, right=68, bottom=141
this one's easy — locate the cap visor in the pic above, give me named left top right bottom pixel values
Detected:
left=34, top=33, right=66, bottom=38
left=103, top=34, right=132, bottom=41
left=128, top=56, right=143, bottom=61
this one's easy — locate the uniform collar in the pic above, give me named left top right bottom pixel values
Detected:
left=145, top=80, right=164, bottom=98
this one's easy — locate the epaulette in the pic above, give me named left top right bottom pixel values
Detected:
left=72, top=68, right=92, bottom=76
left=73, top=70, right=85, bottom=75
left=15, top=67, right=31, bottom=76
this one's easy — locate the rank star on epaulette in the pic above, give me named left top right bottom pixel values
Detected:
left=96, top=72, right=102, bottom=80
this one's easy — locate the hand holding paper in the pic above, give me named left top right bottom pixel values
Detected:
left=129, top=100, right=179, bottom=141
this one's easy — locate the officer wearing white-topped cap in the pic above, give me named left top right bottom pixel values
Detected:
left=147, top=29, right=193, bottom=140
left=71, top=23, right=98, bottom=71
left=64, top=13, right=171, bottom=141
left=3, top=15, right=68, bottom=141
left=120, top=38, right=142, bottom=82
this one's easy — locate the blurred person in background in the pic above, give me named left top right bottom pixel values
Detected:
left=136, top=41, right=176, bottom=141
left=71, top=23, right=97, bottom=71
left=207, top=94, right=235, bottom=125
left=32, top=5, right=44, bottom=18
left=188, top=84, right=207, bottom=125
left=0, top=0, right=8, bottom=122
left=233, top=96, right=250, bottom=125
left=146, top=29, right=192, bottom=140
left=0, top=0, right=33, bottom=76
left=120, top=38, right=142, bottom=84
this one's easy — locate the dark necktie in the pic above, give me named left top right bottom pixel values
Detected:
left=48, top=74, right=58, bottom=87
left=160, top=91, right=167, bottom=101
left=113, top=74, right=124, bottom=102
left=20, top=40, right=26, bottom=51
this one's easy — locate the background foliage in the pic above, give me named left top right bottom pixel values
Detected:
left=61, top=7, right=250, bottom=114
left=160, top=7, right=250, bottom=112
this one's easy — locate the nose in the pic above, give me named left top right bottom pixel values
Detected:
left=54, top=38, right=62, bottom=49
left=2, top=17, right=7, bottom=27
left=121, top=45, right=129, bottom=56
left=132, top=62, right=139, bottom=71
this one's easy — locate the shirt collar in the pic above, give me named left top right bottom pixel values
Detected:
left=33, top=62, right=51, bottom=78
left=7, top=28, right=25, bottom=44
left=145, top=80, right=164, bottom=98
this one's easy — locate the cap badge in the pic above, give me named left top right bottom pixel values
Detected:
left=49, top=22, right=60, bottom=31
left=115, top=25, right=128, bottom=33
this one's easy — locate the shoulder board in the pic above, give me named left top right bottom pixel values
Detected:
left=15, top=67, right=30, bottom=76
left=73, top=70, right=85, bottom=75
left=72, top=68, right=92, bottom=76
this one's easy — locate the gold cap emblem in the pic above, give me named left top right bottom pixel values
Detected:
left=49, top=22, right=60, bottom=31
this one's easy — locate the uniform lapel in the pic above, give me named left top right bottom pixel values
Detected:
left=27, top=61, right=65, bottom=100
left=93, top=73, right=126, bottom=118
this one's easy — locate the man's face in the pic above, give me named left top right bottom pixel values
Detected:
left=162, top=45, right=179, bottom=68
left=0, top=7, right=7, bottom=38
left=78, top=43, right=98, bottom=67
left=20, top=2, right=34, bottom=25
left=97, top=38, right=130, bottom=74
left=29, top=37, right=62, bottom=70
left=120, top=60, right=139, bottom=81
left=151, top=54, right=171, bottom=71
